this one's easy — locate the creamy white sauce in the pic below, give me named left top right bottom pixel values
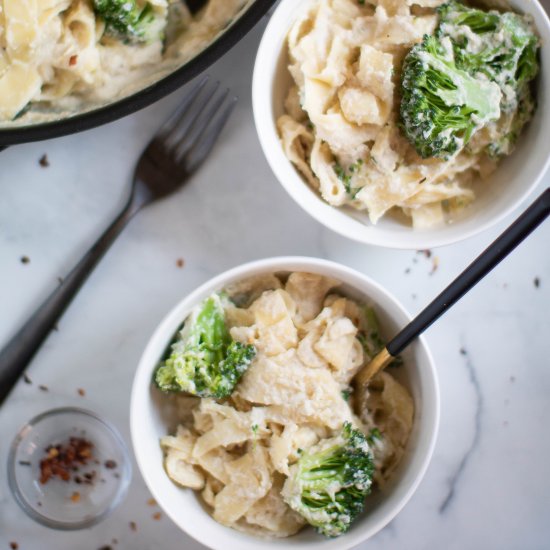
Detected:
left=1, top=0, right=252, bottom=127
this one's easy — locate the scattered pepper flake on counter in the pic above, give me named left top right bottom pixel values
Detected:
left=459, top=348, right=467, bottom=356
left=534, top=277, right=540, bottom=288
left=39, top=154, right=50, bottom=168
left=176, top=258, right=185, bottom=268
left=38, top=384, right=49, bottom=392
left=152, top=512, right=162, bottom=521
left=418, top=249, right=432, bottom=259
left=147, top=498, right=157, bottom=506
left=18, top=460, right=31, bottom=467
left=77, top=388, right=86, bottom=397
left=23, top=373, right=32, bottom=384
left=70, top=491, right=81, bottom=503
left=104, top=459, right=117, bottom=470
left=429, top=256, right=440, bottom=275
left=97, top=546, right=113, bottom=550
left=20, top=256, right=30, bottom=264
left=69, top=55, right=78, bottom=66
left=9, top=542, right=18, bottom=549
left=129, top=521, right=137, bottom=532
left=39, top=437, right=93, bottom=484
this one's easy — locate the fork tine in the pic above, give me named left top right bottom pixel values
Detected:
left=157, top=74, right=210, bottom=141
left=164, top=80, right=220, bottom=149
left=183, top=95, right=238, bottom=172
left=175, top=87, right=229, bottom=159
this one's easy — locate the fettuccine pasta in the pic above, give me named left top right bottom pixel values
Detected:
left=159, top=272, right=414, bottom=538
left=278, top=0, right=501, bottom=228
left=0, top=0, right=249, bottom=124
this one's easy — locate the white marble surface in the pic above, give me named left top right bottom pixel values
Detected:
left=1, top=14, right=550, bottom=550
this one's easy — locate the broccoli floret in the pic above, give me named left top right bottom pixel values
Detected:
left=400, top=0, right=539, bottom=159
left=400, top=34, right=502, bottom=159
left=487, top=85, right=536, bottom=157
left=282, top=422, right=374, bottom=538
left=154, top=294, right=256, bottom=398
left=438, top=0, right=500, bottom=34
left=436, top=0, right=539, bottom=155
left=94, top=0, right=166, bottom=43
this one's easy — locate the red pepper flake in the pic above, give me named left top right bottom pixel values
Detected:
left=70, top=491, right=81, bottom=503
left=152, top=512, right=162, bottom=520
left=39, top=437, right=94, bottom=484
left=77, top=388, right=86, bottom=397
left=129, top=521, right=137, bottom=532
left=176, top=258, right=185, bottom=268
left=147, top=498, right=157, bottom=506
left=10, top=542, right=18, bottom=549
left=20, top=255, right=30, bottom=264
left=23, top=372, right=32, bottom=384
left=69, top=54, right=78, bottom=66
left=39, top=154, right=50, bottom=167
left=104, top=459, right=117, bottom=469
left=38, top=384, right=49, bottom=392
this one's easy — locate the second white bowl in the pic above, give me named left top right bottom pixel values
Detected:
left=252, top=0, right=550, bottom=249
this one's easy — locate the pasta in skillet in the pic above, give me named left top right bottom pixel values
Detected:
left=157, top=272, right=414, bottom=538
left=0, top=0, right=249, bottom=124
left=277, top=0, right=510, bottom=228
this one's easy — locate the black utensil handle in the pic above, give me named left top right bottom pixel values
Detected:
left=0, top=201, right=136, bottom=404
left=387, top=188, right=550, bottom=357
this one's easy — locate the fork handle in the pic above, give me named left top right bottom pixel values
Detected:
left=0, top=196, right=141, bottom=404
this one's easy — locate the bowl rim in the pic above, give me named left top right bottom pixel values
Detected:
left=0, top=0, right=277, bottom=147
left=252, top=0, right=550, bottom=250
left=130, top=256, right=440, bottom=550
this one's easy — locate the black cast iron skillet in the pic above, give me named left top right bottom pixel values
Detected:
left=0, top=0, right=277, bottom=147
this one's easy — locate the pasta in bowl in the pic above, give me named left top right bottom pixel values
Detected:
left=130, top=257, right=439, bottom=549
left=252, top=0, right=550, bottom=248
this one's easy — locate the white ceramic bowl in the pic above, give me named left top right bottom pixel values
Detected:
left=252, top=0, right=550, bottom=249
left=130, top=257, right=440, bottom=550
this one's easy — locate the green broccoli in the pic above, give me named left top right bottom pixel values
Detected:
left=400, top=0, right=539, bottom=159
left=357, top=307, right=403, bottom=367
left=487, top=85, right=535, bottom=157
left=400, top=34, right=502, bottom=159
left=93, top=0, right=166, bottom=43
left=282, top=422, right=374, bottom=538
left=154, top=294, right=256, bottom=398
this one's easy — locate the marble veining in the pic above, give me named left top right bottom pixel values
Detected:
left=439, top=346, right=483, bottom=514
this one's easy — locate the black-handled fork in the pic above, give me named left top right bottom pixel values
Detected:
left=0, top=76, right=236, bottom=404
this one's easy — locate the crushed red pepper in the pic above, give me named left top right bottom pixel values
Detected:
left=39, top=437, right=93, bottom=484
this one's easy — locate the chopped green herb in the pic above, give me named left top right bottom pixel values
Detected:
left=367, top=428, right=382, bottom=446
left=333, top=161, right=364, bottom=198
left=341, top=389, right=351, bottom=402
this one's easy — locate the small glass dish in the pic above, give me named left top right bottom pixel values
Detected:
left=8, top=407, right=132, bottom=530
